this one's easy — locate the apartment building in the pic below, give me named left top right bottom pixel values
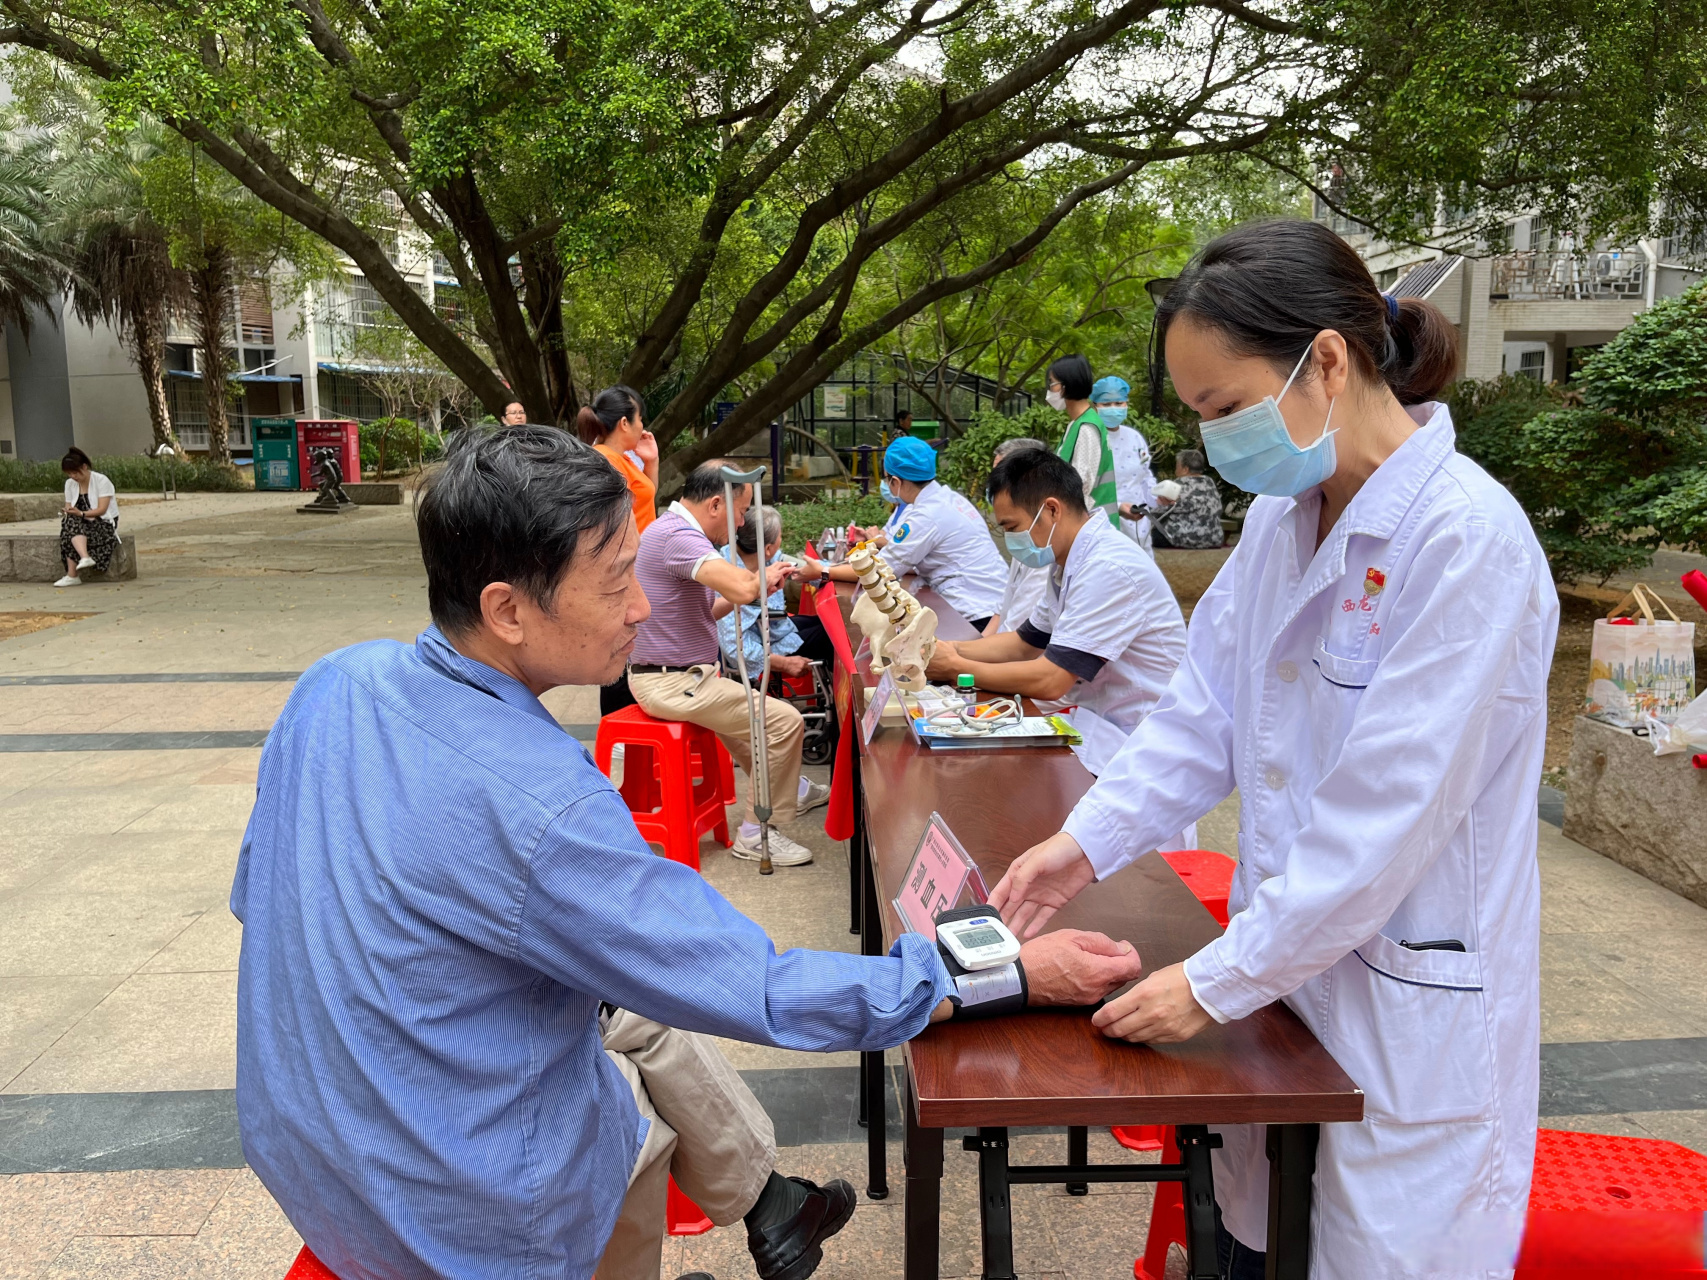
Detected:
left=0, top=226, right=442, bottom=462
left=1320, top=199, right=1704, bottom=384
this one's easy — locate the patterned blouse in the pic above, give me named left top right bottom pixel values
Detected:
left=1149, top=474, right=1225, bottom=549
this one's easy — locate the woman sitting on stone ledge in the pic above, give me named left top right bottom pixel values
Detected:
left=54, top=446, right=120, bottom=588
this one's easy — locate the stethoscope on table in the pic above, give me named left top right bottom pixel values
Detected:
left=923, top=696, right=1023, bottom=735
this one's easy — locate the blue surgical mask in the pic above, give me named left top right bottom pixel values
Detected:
left=1099, top=405, right=1128, bottom=428
left=879, top=480, right=897, bottom=505
left=1003, top=505, right=1057, bottom=569
left=1198, top=347, right=1337, bottom=496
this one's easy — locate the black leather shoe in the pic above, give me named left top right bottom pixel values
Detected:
left=746, top=1176, right=857, bottom=1280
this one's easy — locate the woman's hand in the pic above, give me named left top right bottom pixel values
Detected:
left=1090, top=962, right=1213, bottom=1044
left=763, top=562, right=794, bottom=593
left=633, top=430, right=659, bottom=464
left=798, top=557, right=825, bottom=583
left=987, top=831, right=1096, bottom=938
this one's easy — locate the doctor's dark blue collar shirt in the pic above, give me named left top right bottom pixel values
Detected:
left=231, top=626, right=948, bottom=1279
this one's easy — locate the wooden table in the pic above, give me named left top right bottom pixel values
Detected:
left=833, top=581, right=1363, bottom=1280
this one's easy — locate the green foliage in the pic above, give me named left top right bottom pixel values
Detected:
left=1449, top=288, right=1707, bottom=580
left=937, top=407, right=1064, bottom=502
left=1448, top=375, right=1564, bottom=482
left=360, top=417, right=443, bottom=476
left=774, top=493, right=891, bottom=555
left=0, top=454, right=248, bottom=491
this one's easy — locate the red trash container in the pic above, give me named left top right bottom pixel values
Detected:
left=296, top=420, right=362, bottom=491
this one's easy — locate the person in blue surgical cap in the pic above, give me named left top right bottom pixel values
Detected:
left=1091, top=376, right=1157, bottom=554
left=825, top=436, right=1007, bottom=629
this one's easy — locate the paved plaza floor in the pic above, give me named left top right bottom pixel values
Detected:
left=3, top=494, right=1707, bottom=1279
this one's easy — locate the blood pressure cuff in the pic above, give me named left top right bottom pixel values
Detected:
left=935, top=905, right=1028, bottom=1020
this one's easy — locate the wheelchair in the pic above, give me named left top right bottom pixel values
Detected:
left=722, top=650, right=840, bottom=767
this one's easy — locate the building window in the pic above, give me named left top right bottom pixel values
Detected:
left=239, top=278, right=274, bottom=345
left=1517, top=350, right=1546, bottom=382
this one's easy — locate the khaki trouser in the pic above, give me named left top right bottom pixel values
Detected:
left=629, top=666, right=805, bottom=826
left=595, top=1009, right=776, bottom=1280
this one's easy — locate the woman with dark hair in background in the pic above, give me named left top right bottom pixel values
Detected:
left=577, top=385, right=658, bottom=534
left=1046, top=353, right=1118, bottom=527
left=992, top=219, right=1556, bottom=1279
left=54, top=446, right=120, bottom=588
left=578, top=386, right=658, bottom=715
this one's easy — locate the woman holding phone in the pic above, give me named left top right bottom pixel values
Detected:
left=990, top=220, right=1556, bottom=1279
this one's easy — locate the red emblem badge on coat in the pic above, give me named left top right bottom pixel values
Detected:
left=1363, top=567, right=1386, bottom=598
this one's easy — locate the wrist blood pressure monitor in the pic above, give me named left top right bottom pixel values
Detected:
left=934, top=904, right=1027, bottom=1020
left=936, top=914, right=1022, bottom=971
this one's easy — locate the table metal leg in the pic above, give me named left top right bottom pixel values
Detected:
left=1176, top=1125, right=1222, bottom=1280
left=1264, top=1124, right=1318, bottom=1280
left=903, top=1074, right=942, bottom=1280
left=968, top=1128, right=1015, bottom=1280
left=1065, top=1125, right=1089, bottom=1196
left=847, top=747, right=863, bottom=936
left=859, top=806, right=888, bottom=1198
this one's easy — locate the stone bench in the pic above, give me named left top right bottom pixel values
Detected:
left=0, top=532, right=138, bottom=582
left=1564, top=714, right=1707, bottom=909
left=344, top=482, right=403, bottom=505
left=0, top=494, right=66, bottom=523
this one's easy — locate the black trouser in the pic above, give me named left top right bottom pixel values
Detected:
left=599, top=672, right=637, bottom=715
left=790, top=615, right=836, bottom=667
left=965, top=615, right=993, bottom=634
left=1215, top=1202, right=1266, bottom=1280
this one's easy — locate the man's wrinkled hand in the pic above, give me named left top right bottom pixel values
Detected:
left=1020, top=929, right=1142, bottom=1007
left=1090, top=962, right=1213, bottom=1044
left=773, top=653, right=811, bottom=677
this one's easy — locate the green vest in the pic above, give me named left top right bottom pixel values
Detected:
left=1059, top=407, right=1119, bottom=526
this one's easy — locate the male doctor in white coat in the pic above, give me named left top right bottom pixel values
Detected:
left=990, top=220, right=1557, bottom=1280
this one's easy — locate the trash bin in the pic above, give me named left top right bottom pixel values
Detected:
left=295, top=420, right=361, bottom=492
left=252, top=417, right=299, bottom=491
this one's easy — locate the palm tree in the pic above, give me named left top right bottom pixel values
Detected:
left=0, top=153, right=65, bottom=343
left=35, top=93, right=186, bottom=453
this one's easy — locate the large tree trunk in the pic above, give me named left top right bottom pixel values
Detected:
left=188, top=248, right=235, bottom=466
left=128, top=303, right=177, bottom=451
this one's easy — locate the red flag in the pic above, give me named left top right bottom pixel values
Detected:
left=798, top=581, right=818, bottom=617
left=816, top=586, right=861, bottom=841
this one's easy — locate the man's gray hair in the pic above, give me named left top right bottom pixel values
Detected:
left=992, top=436, right=1048, bottom=464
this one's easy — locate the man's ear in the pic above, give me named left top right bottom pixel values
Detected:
left=479, top=582, right=527, bottom=648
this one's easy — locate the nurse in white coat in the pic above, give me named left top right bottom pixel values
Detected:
left=989, top=219, right=1557, bottom=1280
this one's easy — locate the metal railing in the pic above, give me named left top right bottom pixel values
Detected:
left=1489, top=250, right=1645, bottom=301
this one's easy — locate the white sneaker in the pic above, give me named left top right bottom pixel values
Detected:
left=797, top=780, right=832, bottom=816
left=731, top=827, right=814, bottom=866
left=52, top=575, right=80, bottom=587
left=75, top=556, right=95, bottom=569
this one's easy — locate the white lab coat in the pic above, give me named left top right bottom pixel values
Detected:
left=996, top=558, right=1050, bottom=637
left=879, top=480, right=1007, bottom=621
left=1021, top=513, right=1186, bottom=776
left=1106, top=423, right=1154, bottom=552
left=1061, top=405, right=1556, bottom=1279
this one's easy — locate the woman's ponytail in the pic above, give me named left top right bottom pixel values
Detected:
left=1384, top=296, right=1460, bottom=405
left=573, top=406, right=605, bottom=445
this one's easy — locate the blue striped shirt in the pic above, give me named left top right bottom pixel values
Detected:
left=231, top=626, right=948, bottom=1279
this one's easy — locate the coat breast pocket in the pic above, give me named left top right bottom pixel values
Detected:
left=1327, top=931, right=1495, bottom=1124
left=1305, top=638, right=1379, bottom=770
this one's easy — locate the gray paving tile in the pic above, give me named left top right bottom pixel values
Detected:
left=1540, top=1037, right=1707, bottom=1116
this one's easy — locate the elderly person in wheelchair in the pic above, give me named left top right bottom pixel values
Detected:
left=718, top=507, right=839, bottom=766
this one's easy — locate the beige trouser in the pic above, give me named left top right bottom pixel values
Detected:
left=594, top=1008, right=776, bottom=1280
left=629, top=666, right=805, bottom=826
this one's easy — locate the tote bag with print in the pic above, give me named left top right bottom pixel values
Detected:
left=1584, top=584, right=1696, bottom=727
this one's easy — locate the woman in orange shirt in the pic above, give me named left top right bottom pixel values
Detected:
left=576, top=384, right=659, bottom=531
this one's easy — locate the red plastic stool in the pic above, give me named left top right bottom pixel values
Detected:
left=1128, top=1127, right=1186, bottom=1280
left=668, top=1175, right=714, bottom=1236
left=1158, top=849, right=1234, bottom=927
left=284, top=1247, right=340, bottom=1280
left=1112, top=1124, right=1166, bottom=1152
left=596, top=706, right=733, bottom=869
left=1518, top=1129, right=1707, bottom=1277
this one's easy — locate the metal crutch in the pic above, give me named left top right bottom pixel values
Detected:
left=720, top=464, right=775, bottom=875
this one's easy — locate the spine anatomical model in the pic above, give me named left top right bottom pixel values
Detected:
left=848, top=544, right=912, bottom=625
